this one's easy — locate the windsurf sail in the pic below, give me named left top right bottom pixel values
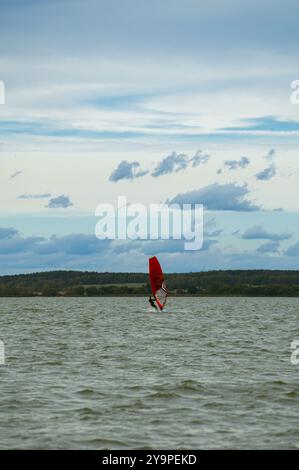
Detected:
left=148, top=256, right=167, bottom=311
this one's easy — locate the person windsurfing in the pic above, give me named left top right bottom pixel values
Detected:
left=148, top=296, right=158, bottom=311
left=148, top=257, right=168, bottom=311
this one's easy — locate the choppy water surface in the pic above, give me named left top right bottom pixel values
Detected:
left=0, top=297, right=299, bottom=449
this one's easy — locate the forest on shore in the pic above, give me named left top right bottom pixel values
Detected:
left=0, top=270, right=299, bottom=297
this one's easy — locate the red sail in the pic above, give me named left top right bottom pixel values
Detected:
left=149, top=256, right=167, bottom=310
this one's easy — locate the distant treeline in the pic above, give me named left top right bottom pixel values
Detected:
left=0, top=270, right=299, bottom=296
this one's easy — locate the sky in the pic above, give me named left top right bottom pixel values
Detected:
left=0, top=0, right=299, bottom=274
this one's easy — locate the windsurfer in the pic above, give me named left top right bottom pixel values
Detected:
left=148, top=296, right=158, bottom=311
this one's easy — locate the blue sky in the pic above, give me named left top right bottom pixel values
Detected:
left=0, top=0, right=299, bottom=274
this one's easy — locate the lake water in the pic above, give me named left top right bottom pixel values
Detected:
left=0, top=297, right=298, bottom=449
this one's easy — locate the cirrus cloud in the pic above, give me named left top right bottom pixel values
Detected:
left=18, top=193, right=51, bottom=199
left=10, top=170, right=22, bottom=179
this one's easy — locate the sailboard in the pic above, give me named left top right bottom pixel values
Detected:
left=148, top=256, right=167, bottom=311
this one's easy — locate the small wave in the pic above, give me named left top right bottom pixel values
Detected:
left=203, top=401, right=223, bottom=409
left=77, top=407, right=104, bottom=419
left=177, top=379, right=204, bottom=392
left=44, top=361, right=63, bottom=366
left=285, top=390, right=298, bottom=398
left=77, top=388, right=96, bottom=396
left=128, top=385, right=142, bottom=390
left=83, top=437, right=127, bottom=448
left=149, top=390, right=178, bottom=399
left=78, top=407, right=95, bottom=415
left=111, top=399, right=144, bottom=411
left=269, top=380, right=288, bottom=386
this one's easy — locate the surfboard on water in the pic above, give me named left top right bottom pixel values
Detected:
left=148, top=256, right=167, bottom=311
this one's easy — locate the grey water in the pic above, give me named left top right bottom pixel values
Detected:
left=0, top=297, right=298, bottom=449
